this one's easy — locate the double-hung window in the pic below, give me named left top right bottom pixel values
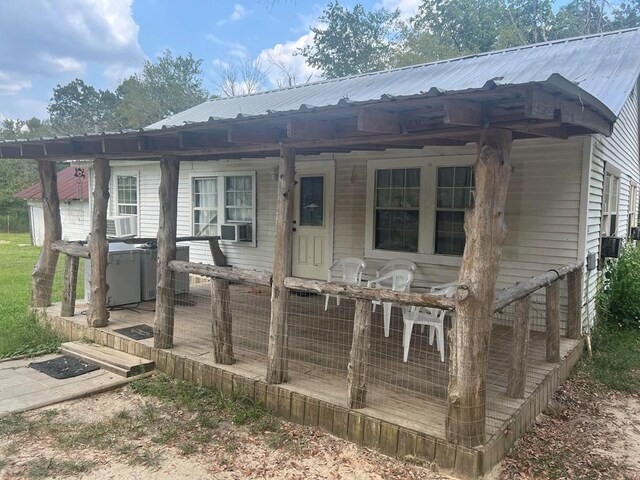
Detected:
left=366, top=161, right=474, bottom=261
left=628, top=183, right=638, bottom=237
left=192, top=173, right=255, bottom=243
left=601, top=170, right=620, bottom=236
left=374, top=168, right=420, bottom=252
left=435, top=166, right=474, bottom=255
left=116, top=175, right=138, bottom=215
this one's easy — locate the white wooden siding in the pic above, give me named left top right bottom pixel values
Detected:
left=28, top=200, right=90, bottom=246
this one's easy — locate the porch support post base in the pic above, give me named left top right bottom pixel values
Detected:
left=266, top=146, right=296, bottom=384
left=446, top=128, right=512, bottom=447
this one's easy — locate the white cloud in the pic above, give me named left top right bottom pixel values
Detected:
left=0, top=72, right=31, bottom=95
left=204, top=34, right=249, bottom=59
left=216, top=3, right=251, bottom=26
left=377, top=0, right=421, bottom=19
left=258, top=33, right=323, bottom=89
left=0, top=0, right=144, bottom=96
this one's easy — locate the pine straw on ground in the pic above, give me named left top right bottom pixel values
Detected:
left=499, top=371, right=636, bottom=480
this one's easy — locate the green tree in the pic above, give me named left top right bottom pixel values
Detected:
left=298, top=1, right=400, bottom=78
left=551, top=0, right=610, bottom=38
left=48, top=79, right=120, bottom=134
left=116, top=50, right=210, bottom=128
left=610, top=0, right=640, bottom=29
left=504, top=0, right=555, bottom=44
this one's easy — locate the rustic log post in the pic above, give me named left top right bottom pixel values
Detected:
left=507, top=295, right=532, bottom=398
left=154, top=156, right=180, bottom=349
left=446, top=128, right=512, bottom=447
left=211, top=279, right=235, bottom=364
left=545, top=281, right=561, bottom=362
left=348, top=299, right=372, bottom=408
left=266, top=146, right=296, bottom=384
left=87, top=158, right=110, bottom=327
left=60, top=255, right=80, bottom=317
left=209, top=237, right=226, bottom=266
left=566, top=268, right=583, bottom=339
left=31, top=160, right=62, bottom=307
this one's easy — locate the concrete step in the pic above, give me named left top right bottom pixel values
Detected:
left=59, top=342, right=155, bottom=378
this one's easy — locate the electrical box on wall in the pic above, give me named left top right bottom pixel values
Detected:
left=586, top=251, right=597, bottom=271
left=600, top=236, right=622, bottom=258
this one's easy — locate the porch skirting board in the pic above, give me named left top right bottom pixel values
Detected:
left=37, top=306, right=584, bottom=479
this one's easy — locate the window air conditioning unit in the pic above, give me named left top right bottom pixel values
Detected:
left=106, top=215, right=137, bottom=238
left=600, top=236, right=622, bottom=258
left=220, top=223, right=251, bottom=242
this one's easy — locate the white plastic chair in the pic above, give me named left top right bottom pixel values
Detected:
left=375, top=259, right=417, bottom=285
left=367, top=268, right=414, bottom=337
left=402, top=286, right=456, bottom=363
left=324, top=257, right=366, bottom=310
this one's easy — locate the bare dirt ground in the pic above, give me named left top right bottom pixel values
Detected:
left=1, top=373, right=638, bottom=479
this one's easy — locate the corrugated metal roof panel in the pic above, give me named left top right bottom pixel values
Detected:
left=14, top=166, right=88, bottom=201
left=147, top=28, right=640, bottom=130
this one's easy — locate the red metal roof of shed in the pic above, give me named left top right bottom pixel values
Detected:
left=14, top=166, right=88, bottom=201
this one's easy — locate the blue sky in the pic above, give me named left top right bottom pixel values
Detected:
left=0, top=0, right=420, bottom=122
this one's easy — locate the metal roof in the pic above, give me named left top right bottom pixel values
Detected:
left=14, top=165, right=88, bottom=200
left=147, top=28, right=640, bottom=131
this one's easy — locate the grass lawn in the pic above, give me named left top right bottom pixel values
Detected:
left=0, top=233, right=84, bottom=358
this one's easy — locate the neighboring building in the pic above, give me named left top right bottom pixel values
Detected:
left=14, top=165, right=90, bottom=246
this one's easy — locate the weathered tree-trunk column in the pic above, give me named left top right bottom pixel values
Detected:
left=87, top=158, right=110, bottom=327
left=211, top=278, right=235, bottom=364
left=209, top=238, right=226, bottom=266
left=266, top=146, right=296, bottom=384
left=154, top=156, right=180, bottom=349
left=447, top=128, right=512, bottom=447
left=545, top=281, right=561, bottom=362
left=31, top=160, right=62, bottom=307
left=348, top=299, right=372, bottom=408
left=566, top=269, right=583, bottom=339
left=507, top=295, right=532, bottom=398
left=60, top=255, right=80, bottom=317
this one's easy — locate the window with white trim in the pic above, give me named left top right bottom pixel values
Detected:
left=116, top=175, right=138, bottom=215
left=628, top=183, right=638, bottom=237
left=435, top=166, right=474, bottom=255
left=192, top=173, right=256, bottom=242
left=366, top=160, right=474, bottom=260
left=374, top=168, right=420, bottom=252
left=601, top=170, right=620, bottom=236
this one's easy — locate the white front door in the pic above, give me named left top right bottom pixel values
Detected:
left=291, top=163, right=334, bottom=280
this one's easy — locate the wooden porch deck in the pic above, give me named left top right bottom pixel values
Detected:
left=55, top=283, right=579, bottom=443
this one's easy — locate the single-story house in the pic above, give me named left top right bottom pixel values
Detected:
left=3, top=27, right=640, bottom=478
left=14, top=165, right=90, bottom=246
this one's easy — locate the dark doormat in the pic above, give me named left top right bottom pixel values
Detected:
left=29, top=355, right=100, bottom=380
left=114, top=324, right=154, bottom=340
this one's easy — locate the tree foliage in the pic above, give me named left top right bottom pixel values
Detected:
left=298, top=2, right=400, bottom=78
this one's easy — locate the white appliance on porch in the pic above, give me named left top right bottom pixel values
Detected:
left=139, top=245, right=190, bottom=301
left=84, top=243, right=141, bottom=307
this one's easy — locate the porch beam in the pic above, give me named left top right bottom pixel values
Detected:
left=357, top=108, right=402, bottom=133
left=507, top=295, right=532, bottom=398
left=228, top=124, right=283, bottom=144
left=560, top=101, right=612, bottom=136
left=348, top=299, right=372, bottom=408
left=524, top=88, right=556, bottom=120
left=154, top=155, right=180, bottom=349
left=443, top=99, right=484, bottom=126
left=446, top=128, right=512, bottom=447
left=266, top=146, right=296, bottom=384
left=86, top=158, right=110, bottom=327
left=31, top=160, right=62, bottom=307
left=545, top=281, right=561, bottom=362
left=287, top=118, right=335, bottom=139
left=566, top=269, right=583, bottom=339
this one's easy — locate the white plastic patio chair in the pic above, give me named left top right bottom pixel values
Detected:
left=402, top=285, right=456, bottom=363
left=324, top=257, right=366, bottom=310
left=375, top=259, right=417, bottom=285
left=367, top=268, right=414, bottom=337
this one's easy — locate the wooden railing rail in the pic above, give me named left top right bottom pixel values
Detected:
left=168, top=260, right=272, bottom=287
left=493, top=260, right=583, bottom=313
left=283, top=277, right=457, bottom=311
left=52, top=240, right=90, bottom=259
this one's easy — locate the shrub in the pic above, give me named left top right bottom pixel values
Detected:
left=597, top=242, right=640, bottom=329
